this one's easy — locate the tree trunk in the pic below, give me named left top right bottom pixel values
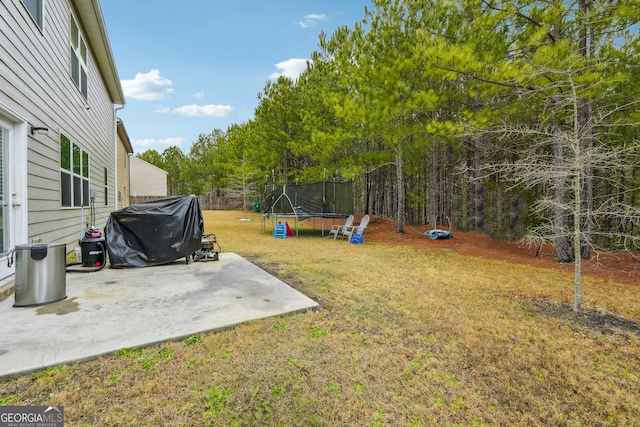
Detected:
left=395, top=151, right=405, bottom=233
left=573, top=157, right=583, bottom=313
left=578, top=0, right=594, bottom=259
left=508, top=193, right=520, bottom=240
left=445, top=143, right=454, bottom=220
left=282, top=149, right=289, bottom=184
left=580, top=140, right=594, bottom=259
left=473, top=134, right=485, bottom=232
left=429, top=144, right=438, bottom=227
left=553, top=129, right=573, bottom=263
left=365, top=172, right=371, bottom=215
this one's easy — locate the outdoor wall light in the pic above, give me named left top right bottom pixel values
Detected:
left=30, top=125, right=49, bottom=135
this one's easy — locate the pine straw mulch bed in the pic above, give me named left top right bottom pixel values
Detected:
left=531, top=298, right=640, bottom=336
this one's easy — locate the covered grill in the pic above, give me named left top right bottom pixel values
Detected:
left=104, top=195, right=204, bottom=268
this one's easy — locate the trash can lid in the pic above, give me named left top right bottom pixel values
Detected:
left=15, top=242, right=66, bottom=250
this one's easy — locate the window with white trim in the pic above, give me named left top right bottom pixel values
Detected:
left=60, top=134, right=89, bottom=208
left=70, top=16, right=88, bottom=100
left=22, top=0, right=43, bottom=29
left=104, top=167, right=108, bottom=206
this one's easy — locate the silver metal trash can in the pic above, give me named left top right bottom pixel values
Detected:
left=13, top=242, right=67, bottom=307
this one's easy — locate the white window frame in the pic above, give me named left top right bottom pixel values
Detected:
left=60, top=134, right=90, bottom=208
left=70, top=15, right=88, bottom=100
left=104, top=167, right=108, bottom=206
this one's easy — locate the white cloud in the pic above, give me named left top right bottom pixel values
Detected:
left=155, top=105, right=170, bottom=114
left=132, top=137, right=186, bottom=149
left=172, top=104, right=234, bottom=118
left=131, top=138, right=157, bottom=148
left=121, top=70, right=174, bottom=101
left=194, top=90, right=205, bottom=98
left=298, top=13, right=327, bottom=28
left=157, top=137, right=186, bottom=146
left=269, top=58, right=310, bottom=80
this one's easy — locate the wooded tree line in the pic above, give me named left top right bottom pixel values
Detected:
left=139, top=0, right=640, bottom=260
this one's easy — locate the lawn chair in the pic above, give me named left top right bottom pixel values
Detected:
left=328, top=215, right=354, bottom=239
left=342, top=215, right=370, bottom=241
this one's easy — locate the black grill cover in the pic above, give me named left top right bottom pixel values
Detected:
left=105, top=195, right=204, bottom=268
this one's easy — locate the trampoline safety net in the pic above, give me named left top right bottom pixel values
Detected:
left=263, top=182, right=353, bottom=218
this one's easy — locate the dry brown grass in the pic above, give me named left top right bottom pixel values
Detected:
left=1, top=210, right=639, bottom=426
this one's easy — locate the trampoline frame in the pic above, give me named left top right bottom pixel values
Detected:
left=261, top=182, right=353, bottom=236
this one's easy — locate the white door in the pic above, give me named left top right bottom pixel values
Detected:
left=0, top=114, right=28, bottom=287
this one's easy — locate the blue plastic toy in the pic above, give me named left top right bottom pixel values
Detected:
left=273, top=223, right=287, bottom=239
left=424, top=229, right=452, bottom=240
left=424, top=215, right=453, bottom=240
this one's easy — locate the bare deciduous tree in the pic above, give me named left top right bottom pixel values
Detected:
left=470, top=66, right=640, bottom=312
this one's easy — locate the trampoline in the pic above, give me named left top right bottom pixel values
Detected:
left=261, top=181, right=354, bottom=236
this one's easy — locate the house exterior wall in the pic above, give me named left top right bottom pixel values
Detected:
left=0, top=0, right=124, bottom=250
left=130, top=156, right=168, bottom=197
left=116, top=119, right=133, bottom=210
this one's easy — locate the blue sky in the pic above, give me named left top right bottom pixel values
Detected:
left=100, top=1, right=371, bottom=155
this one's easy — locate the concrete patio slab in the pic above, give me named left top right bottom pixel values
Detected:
left=0, top=252, right=318, bottom=379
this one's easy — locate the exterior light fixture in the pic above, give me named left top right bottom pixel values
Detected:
left=30, top=125, right=49, bottom=135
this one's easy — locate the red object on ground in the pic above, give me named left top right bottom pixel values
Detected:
left=285, top=221, right=294, bottom=237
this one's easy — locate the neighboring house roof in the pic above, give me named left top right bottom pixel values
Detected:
left=117, top=118, right=133, bottom=154
left=73, top=0, right=125, bottom=105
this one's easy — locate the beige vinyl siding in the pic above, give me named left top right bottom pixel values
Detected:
left=116, top=131, right=131, bottom=210
left=0, top=0, right=117, bottom=246
left=116, top=158, right=129, bottom=210
left=130, top=156, right=168, bottom=197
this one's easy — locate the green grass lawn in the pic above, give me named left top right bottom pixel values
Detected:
left=1, top=210, right=639, bottom=426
